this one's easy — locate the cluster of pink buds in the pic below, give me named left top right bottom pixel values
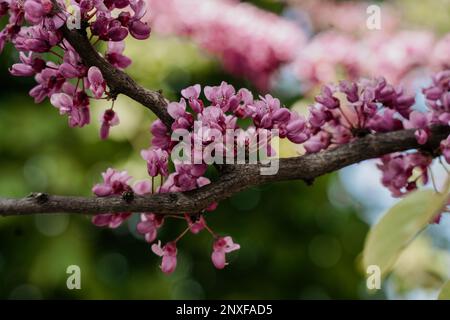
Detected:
left=91, top=81, right=311, bottom=273
left=303, top=77, right=415, bottom=153
left=1, top=0, right=151, bottom=138
left=303, top=70, right=450, bottom=199
left=90, top=71, right=450, bottom=272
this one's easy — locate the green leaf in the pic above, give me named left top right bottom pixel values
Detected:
left=363, top=182, right=450, bottom=278
left=438, top=281, right=450, bottom=300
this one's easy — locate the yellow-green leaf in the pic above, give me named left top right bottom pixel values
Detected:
left=438, top=281, right=450, bottom=300
left=363, top=182, right=450, bottom=279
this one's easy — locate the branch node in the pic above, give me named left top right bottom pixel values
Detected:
left=28, top=192, right=49, bottom=204
left=122, top=191, right=135, bottom=203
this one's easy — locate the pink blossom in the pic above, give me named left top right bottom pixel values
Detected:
left=137, top=213, right=164, bottom=243
left=181, top=84, right=203, bottom=113
left=150, top=120, right=171, bottom=150
left=377, top=153, right=432, bottom=197
left=91, top=168, right=133, bottom=228
left=100, top=109, right=120, bottom=140
left=50, top=93, right=73, bottom=115
left=92, top=213, right=132, bottom=229
left=304, top=131, right=330, bottom=154
left=147, top=0, right=305, bottom=90
left=133, top=180, right=152, bottom=195
left=152, top=241, right=177, bottom=274
left=88, top=67, right=106, bottom=99
left=404, top=111, right=430, bottom=145
left=186, top=215, right=206, bottom=234
left=211, top=236, right=240, bottom=269
left=106, top=41, right=132, bottom=69
left=141, top=147, right=169, bottom=177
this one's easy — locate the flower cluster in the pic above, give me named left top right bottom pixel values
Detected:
left=2, top=0, right=151, bottom=138
left=303, top=77, right=415, bottom=153
left=90, top=71, right=450, bottom=272
left=291, top=30, right=448, bottom=91
left=302, top=70, right=450, bottom=198
left=91, top=81, right=312, bottom=274
left=146, top=0, right=305, bottom=91
left=377, top=153, right=432, bottom=197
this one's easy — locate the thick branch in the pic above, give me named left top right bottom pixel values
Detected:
left=1, top=126, right=448, bottom=216
left=60, top=26, right=173, bottom=127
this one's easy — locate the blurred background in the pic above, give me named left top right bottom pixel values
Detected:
left=0, top=0, right=449, bottom=299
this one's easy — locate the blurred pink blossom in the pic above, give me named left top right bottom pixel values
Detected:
left=146, top=0, right=306, bottom=91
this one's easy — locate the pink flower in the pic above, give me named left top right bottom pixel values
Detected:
left=9, top=52, right=46, bottom=76
left=91, top=168, right=133, bottom=228
left=315, top=85, right=340, bottom=109
left=50, top=93, right=73, bottom=115
left=133, top=180, right=152, bottom=195
left=304, top=131, right=331, bottom=154
left=204, top=81, right=237, bottom=112
left=377, top=153, right=431, bottom=197
left=92, top=213, right=131, bottom=229
left=151, top=120, right=171, bottom=150
left=404, top=111, right=430, bottom=145
left=129, top=20, right=151, bottom=40
left=141, top=147, right=169, bottom=177
left=106, top=41, right=132, bottom=69
left=211, top=236, right=240, bottom=269
left=137, top=213, right=164, bottom=243
left=168, top=99, right=187, bottom=119
left=186, top=215, right=206, bottom=234
left=152, top=241, right=177, bottom=274
left=181, top=84, right=203, bottom=113
left=100, top=109, right=120, bottom=140
left=92, top=168, right=132, bottom=196
left=88, top=66, right=106, bottom=99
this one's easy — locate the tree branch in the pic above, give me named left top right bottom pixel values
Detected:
left=60, top=26, right=173, bottom=127
left=1, top=126, right=448, bottom=216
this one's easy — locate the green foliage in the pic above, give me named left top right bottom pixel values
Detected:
left=438, top=281, right=450, bottom=300
left=363, top=183, right=450, bottom=279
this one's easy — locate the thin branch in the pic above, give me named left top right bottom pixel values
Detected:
left=1, top=126, right=448, bottom=216
left=60, top=26, right=173, bottom=127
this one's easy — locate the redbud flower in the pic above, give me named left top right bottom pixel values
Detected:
left=100, top=109, right=120, bottom=140
left=404, top=111, right=430, bottom=145
left=205, top=81, right=237, bottom=112
left=152, top=241, right=178, bottom=274
left=91, top=168, right=133, bottom=228
left=316, top=85, right=340, bottom=109
left=377, top=153, right=431, bottom=197
left=106, top=41, right=132, bottom=69
left=137, top=213, right=164, bottom=243
left=133, top=180, right=152, bottom=195
left=168, top=99, right=187, bottom=119
left=150, top=120, right=171, bottom=150
left=88, top=66, right=106, bottom=99
left=50, top=93, right=73, bottom=115
left=211, top=236, right=240, bottom=269
left=92, top=213, right=132, bottom=229
left=9, top=51, right=43, bottom=76
left=141, top=147, right=169, bottom=177
left=304, top=131, right=330, bottom=154
left=187, top=215, right=206, bottom=234
left=182, top=84, right=203, bottom=113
